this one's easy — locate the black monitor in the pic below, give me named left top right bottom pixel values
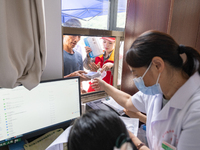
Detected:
left=0, top=77, right=81, bottom=147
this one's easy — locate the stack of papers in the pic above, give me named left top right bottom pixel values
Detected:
left=119, top=116, right=139, bottom=136
left=101, top=96, right=125, bottom=115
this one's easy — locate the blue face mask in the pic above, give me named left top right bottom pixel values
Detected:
left=133, top=62, right=163, bottom=95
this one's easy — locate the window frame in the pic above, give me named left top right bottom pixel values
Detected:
left=109, top=0, right=126, bottom=31
left=62, top=27, right=124, bottom=102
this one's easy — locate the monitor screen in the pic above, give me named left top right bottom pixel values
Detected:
left=0, top=77, right=81, bottom=147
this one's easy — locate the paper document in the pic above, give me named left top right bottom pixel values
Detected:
left=83, top=71, right=101, bottom=79
left=45, top=126, right=72, bottom=150
left=120, top=116, right=139, bottom=137
left=101, top=96, right=125, bottom=115
left=84, top=37, right=103, bottom=58
left=24, top=128, right=63, bottom=150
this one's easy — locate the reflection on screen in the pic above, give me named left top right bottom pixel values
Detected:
left=0, top=77, right=81, bottom=146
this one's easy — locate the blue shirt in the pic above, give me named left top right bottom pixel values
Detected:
left=63, top=50, right=83, bottom=76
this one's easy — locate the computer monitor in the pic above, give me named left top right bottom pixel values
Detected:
left=0, top=77, right=81, bottom=147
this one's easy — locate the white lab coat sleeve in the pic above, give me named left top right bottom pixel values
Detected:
left=131, top=91, right=148, bottom=114
left=0, top=0, right=46, bottom=90
left=177, top=103, right=200, bottom=149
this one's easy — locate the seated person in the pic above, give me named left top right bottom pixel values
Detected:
left=67, top=110, right=149, bottom=150
left=83, top=37, right=115, bottom=92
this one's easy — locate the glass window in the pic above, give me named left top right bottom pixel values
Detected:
left=61, top=0, right=110, bottom=30
left=61, top=0, right=126, bottom=96
left=116, top=0, right=127, bottom=28
left=61, top=0, right=127, bottom=31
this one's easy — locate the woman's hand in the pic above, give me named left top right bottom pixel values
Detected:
left=89, top=62, right=101, bottom=72
left=91, top=78, right=106, bottom=91
left=101, top=62, right=113, bottom=72
left=85, top=46, right=92, bottom=57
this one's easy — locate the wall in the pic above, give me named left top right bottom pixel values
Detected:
left=121, top=0, right=172, bottom=95
left=169, top=0, right=200, bottom=53
left=41, top=0, right=63, bottom=81
left=121, top=0, right=200, bottom=95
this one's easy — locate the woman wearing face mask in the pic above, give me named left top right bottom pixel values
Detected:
left=83, top=37, right=115, bottom=92
left=91, top=30, right=200, bottom=150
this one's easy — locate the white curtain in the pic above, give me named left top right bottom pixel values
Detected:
left=0, top=0, right=46, bottom=90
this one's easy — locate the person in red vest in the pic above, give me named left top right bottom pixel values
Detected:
left=83, top=37, right=115, bottom=92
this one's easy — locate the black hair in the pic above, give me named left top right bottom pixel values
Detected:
left=67, top=110, right=130, bottom=150
left=126, top=30, right=200, bottom=77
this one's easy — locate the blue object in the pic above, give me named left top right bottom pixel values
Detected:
left=84, top=38, right=94, bottom=58
left=133, top=62, right=162, bottom=95
left=8, top=140, right=26, bottom=150
left=141, top=124, right=146, bottom=131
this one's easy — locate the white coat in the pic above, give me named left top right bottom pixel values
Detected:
left=132, top=72, right=200, bottom=150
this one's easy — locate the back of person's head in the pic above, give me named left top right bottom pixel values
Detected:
left=126, top=30, right=200, bottom=77
left=67, top=110, right=130, bottom=150
left=62, top=18, right=81, bottom=28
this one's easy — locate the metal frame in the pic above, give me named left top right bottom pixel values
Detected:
left=62, top=27, right=124, bottom=103
left=109, top=0, right=126, bottom=31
